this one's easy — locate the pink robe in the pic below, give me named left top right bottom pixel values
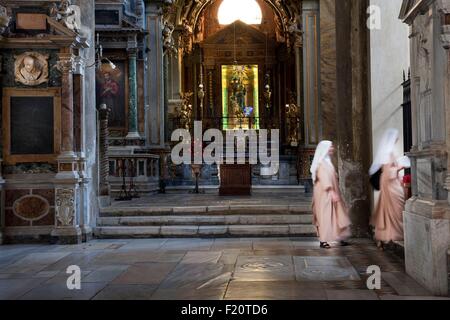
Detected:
left=312, top=162, right=352, bottom=242
left=371, top=162, right=405, bottom=242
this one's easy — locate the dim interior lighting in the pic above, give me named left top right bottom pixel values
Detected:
left=218, top=0, right=262, bottom=25
left=105, top=58, right=116, bottom=70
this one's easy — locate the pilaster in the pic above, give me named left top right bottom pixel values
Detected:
left=335, top=0, right=372, bottom=237
left=146, top=3, right=165, bottom=147
left=52, top=51, right=81, bottom=244
left=302, top=0, right=321, bottom=146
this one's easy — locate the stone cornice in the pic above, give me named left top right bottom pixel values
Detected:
left=0, top=16, right=89, bottom=49
left=400, top=0, right=435, bottom=25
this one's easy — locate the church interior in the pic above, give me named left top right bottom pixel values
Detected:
left=0, top=0, right=450, bottom=301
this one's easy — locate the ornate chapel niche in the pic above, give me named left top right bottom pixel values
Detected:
left=176, top=0, right=298, bottom=147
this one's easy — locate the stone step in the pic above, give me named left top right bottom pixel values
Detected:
left=109, top=181, right=159, bottom=196
left=97, top=214, right=313, bottom=226
left=93, top=224, right=317, bottom=238
left=163, top=185, right=307, bottom=195
left=99, top=204, right=312, bottom=217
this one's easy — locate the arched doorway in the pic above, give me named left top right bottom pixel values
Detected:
left=165, top=0, right=305, bottom=185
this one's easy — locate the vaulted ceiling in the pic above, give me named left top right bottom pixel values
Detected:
left=166, top=0, right=302, bottom=33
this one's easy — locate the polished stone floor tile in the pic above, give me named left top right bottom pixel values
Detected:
left=151, top=287, right=227, bottom=300
left=180, top=251, right=222, bottom=264
left=0, top=252, right=71, bottom=274
left=291, top=241, right=321, bottom=248
left=40, top=252, right=103, bottom=272
left=159, top=263, right=231, bottom=290
left=92, top=284, right=158, bottom=300
left=294, top=256, right=360, bottom=281
left=19, top=281, right=108, bottom=300
left=83, top=265, right=129, bottom=283
left=117, top=239, right=167, bottom=251
left=112, top=263, right=177, bottom=285
left=0, top=237, right=441, bottom=300
left=379, top=294, right=450, bottom=300
left=159, top=239, right=214, bottom=251
left=382, top=272, right=432, bottom=296
left=211, top=239, right=253, bottom=251
left=252, top=241, right=294, bottom=251
left=43, top=270, right=92, bottom=285
left=233, top=256, right=295, bottom=281
left=225, top=280, right=326, bottom=300
left=325, top=289, right=379, bottom=300
left=218, top=250, right=240, bottom=265
left=33, top=270, right=61, bottom=278
left=91, top=251, right=157, bottom=265
left=0, top=278, right=47, bottom=300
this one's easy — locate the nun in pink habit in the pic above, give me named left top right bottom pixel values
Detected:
left=311, top=141, right=352, bottom=249
left=369, top=129, right=405, bottom=250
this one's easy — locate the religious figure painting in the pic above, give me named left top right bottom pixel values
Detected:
left=96, top=61, right=126, bottom=128
left=14, top=52, right=49, bottom=86
left=221, top=64, right=259, bottom=130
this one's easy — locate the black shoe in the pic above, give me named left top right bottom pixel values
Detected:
left=340, top=241, right=350, bottom=247
left=320, top=242, right=331, bottom=249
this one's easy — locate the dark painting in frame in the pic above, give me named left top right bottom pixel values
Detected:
left=96, top=60, right=127, bottom=130
left=2, top=88, right=61, bottom=165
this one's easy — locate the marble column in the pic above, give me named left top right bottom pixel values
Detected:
left=127, top=47, right=140, bottom=139
left=163, top=52, right=169, bottom=142
left=302, top=0, right=321, bottom=147
left=146, top=3, right=165, bottom=147
left=295, top=45, right=302, bottom=140
left=57, top=52, right=76, bottom=157
left=335, top=0, right=372, bottom=237
left=73, top=55, right=91, bottom=242
left=320, top=0, right=338, bottom=140
left=52, top=51, right=81, bottom=244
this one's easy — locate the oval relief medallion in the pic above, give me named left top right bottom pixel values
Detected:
left=13, top=195, right=50, bottom=221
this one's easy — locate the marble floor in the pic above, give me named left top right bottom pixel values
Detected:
left=0, top=237, right=447, bottom=300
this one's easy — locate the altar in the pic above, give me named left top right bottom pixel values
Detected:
left=218, top=164, right=252, bottom=196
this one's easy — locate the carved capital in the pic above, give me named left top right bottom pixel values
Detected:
left=0, top=4, right=11, bottom=35
left=73, top=55, right=85, bottom=75
left=437, top=0, right=450, bottom=48
left=55, top=188, right=75, bottom=227
left=56, top=55, right=75, bottom=74
left=127, top=47, right=138, bottom=57
left=436, top=0, right=450, bottom=14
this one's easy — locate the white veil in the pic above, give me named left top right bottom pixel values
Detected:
left=369, top=128, right=399, bottom=175
left=310, top=140, right=333, bottom=182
